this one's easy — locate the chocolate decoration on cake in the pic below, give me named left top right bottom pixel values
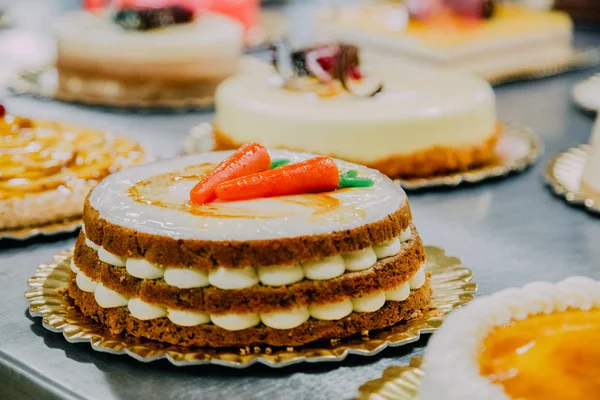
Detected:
left=482, top=0, right=495, bottom=19
left=271, top=42, right=383, bottom=97
left=114, top=6, right=194, bottom=31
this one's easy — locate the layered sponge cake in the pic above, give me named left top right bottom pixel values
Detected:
left=69, top=149, right=431, bottom=348
left=55, top=7, right=243, bottom=106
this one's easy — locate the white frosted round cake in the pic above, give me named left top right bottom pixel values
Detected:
left=55, top=7, right=243, bottom=106
left=581, top=115, right=600, bottom=195
left=71, top=148, right=432, bottom=348
left=419, top=277, right=600, bottom=400
left=213, top=46, right=498, bottom=179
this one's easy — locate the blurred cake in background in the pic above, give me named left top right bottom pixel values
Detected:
left=581, top=115, right=600, bottom=195
left=0, top=105, right=144, bottom=230
left=86, top=0, right=270, bottom=48
left=323, top=0, right=573, bottom=81
left=209, top=44, right=498, bottom=179
left=55, top=4, right=244, bottom=106
left=555, top=0, right=600, bottom=23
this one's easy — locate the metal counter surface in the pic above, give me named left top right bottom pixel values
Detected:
left=1, top=2, right=600, bottom=399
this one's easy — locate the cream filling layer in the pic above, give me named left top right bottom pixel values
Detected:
left=74, top=265, right=426, bottom=330
left=83, top=226, right=413, bottom=290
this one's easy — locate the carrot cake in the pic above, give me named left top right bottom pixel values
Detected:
left=210, top=44, right=498, bottom=179
left=323, top=1, right=573, bottom=81
left=419, top=277, right=600, bottom=400
left=0, top=106, right=144, bottom=230
left=55, top=6, right=244, bottom=106
left=70, top=146, right=431, bottom=348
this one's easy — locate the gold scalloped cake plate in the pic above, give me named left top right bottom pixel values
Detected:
left=544, top=144, right=600, bottom=215
left=26, top=246, right=476, bottom=368
left=0, top=218, right=82, bottom=241
left=486, top=47, right=600, bottom=87
left=8, top=65, right=216, bottom=111
left=355, top=356, right=424, bottom=400
left=398, top=124, right=542, bottom=190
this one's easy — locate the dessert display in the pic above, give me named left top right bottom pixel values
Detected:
left=54, top=5, right=244, bottom=107
left=70, top=145, right=431, bottom=348
left=323, top=1, right=574, bottom=81
left=581, top=118, right=600, bottom=194
left=572, top=73, right=600, bottom=112
left=419, top=277, right=600, bottom=400
left=212, top=44, right=498, bottom=179
left=0, top=106, right=144, bottom=231
left=544, top=115, right=600, bottom=215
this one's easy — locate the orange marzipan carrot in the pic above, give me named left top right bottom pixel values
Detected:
left=189, top=143, right=271, bottom=205
left=215, top=156, right=340, bottom=201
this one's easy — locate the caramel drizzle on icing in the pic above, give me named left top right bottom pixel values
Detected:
left=0, top=117, right=144, bottom=200
left=479, top=308, right=600, bottom=400
left=127, top=163, right=366, bottom=221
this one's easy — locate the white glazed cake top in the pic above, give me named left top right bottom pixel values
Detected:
left=218, top=63, right=491, bottom=125
left=215, top=62, right=496, bottom=161
left=88, top=150, right=406, bottom=241
left=418, top=277, right=600, bottom=400
left=55, top=11, right=243, bottom=57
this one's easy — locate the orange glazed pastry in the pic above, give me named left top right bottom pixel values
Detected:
left=419, top=277, right=600, bottom=400
left=0, top=107, right=144, bottom=229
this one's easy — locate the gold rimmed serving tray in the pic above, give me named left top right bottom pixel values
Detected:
left=488, top=47, right=600, bottom=87
left=26, top=246, right=476, bottom=368
left=544, top=144, right=600, bottom=215
left=0, top=218, right=82, bottom=241
left=398, top=124, right=542, bottom=190
left=355, top=356, right=424, bottom=400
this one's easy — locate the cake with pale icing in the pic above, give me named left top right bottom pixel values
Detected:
left=69, top=149, right=432, bottom=348
left=55, top=7, right=243, bottom=106
left=581, top=116, right=600, bottom=195
left=0, top=107, right=144, bottom=230
left=324, top=2, right=573, bottom=81
left=212, top=47, right=498, bottom=179
left=419, top=277, right=600, bottom=400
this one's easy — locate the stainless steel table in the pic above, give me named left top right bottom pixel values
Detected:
left=1, top=2, right=600, bottom=399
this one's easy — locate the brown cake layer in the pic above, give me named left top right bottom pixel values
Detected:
left=56, top=69, right=219, bottom=108
left=213, top=126, right=500, bottom=179
left=83, top=199, right=412, bottom=269
left=74, top=229, right=425, bottom=314
left=68, top=276, right=432, bottom=348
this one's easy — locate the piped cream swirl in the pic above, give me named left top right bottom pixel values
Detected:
left=83, top=225, right=414, bottom=290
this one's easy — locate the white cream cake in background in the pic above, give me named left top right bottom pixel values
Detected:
left=209, top=55, right=498, bottom=179
left=323, top=3, right=574, bottom=81
left=419, top=277, right=600, bottom=400
left=70, top=149, right=432, bottom=348
left=581, top=113, right=600, bottom=193
left=54, top=7, right=244, bottom=106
